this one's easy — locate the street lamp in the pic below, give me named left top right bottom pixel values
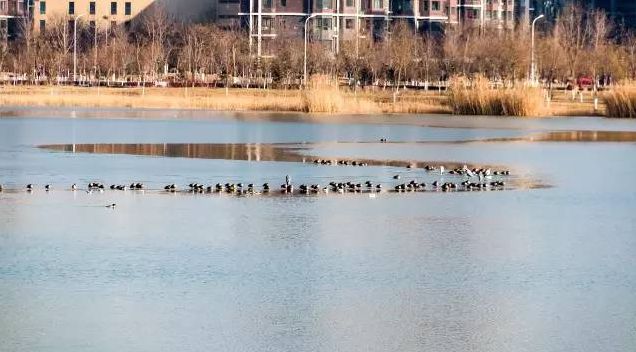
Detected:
left=530, top=14, right=545, bottom=85
left=73, top=14, right=85, bottom=83
left=304, top=13, right=321, bottom=88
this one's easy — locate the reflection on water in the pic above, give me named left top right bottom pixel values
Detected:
left=477, top=130, right=636, bottom=143
left=40, top=142, right=487, bottom=170
left=532, top=130, right=636, bottom=142
left=41, top=143, right=302, bottom=163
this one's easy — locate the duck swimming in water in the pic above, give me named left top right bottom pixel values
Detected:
left=106, top=203, right=116, bottom=208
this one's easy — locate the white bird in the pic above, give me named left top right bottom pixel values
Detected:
left=464, top=166, right=475, bottom=178
left=440, top=166, right=445, bottom=175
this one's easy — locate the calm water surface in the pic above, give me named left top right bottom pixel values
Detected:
left=1, top=108, right=635, bottom=352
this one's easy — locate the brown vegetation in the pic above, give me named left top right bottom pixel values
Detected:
left=447, top=76, right=545, bottom=117
left=604, top=85, right=636, bottom=118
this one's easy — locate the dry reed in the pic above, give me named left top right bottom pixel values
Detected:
left=447, top=76, right=545, bottom=117
left=604, top=85, right=636, bottom=118
left=300, top=75, right=345, bottom=113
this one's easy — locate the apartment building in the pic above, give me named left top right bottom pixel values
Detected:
left=31, top=0, right=156, bottom=32
left=243, top=0, right=517, bottom=57
left=0, top=0, right=28, bottom=39
left=590, top=0, right=636, bottom=28
left=244, top=0, right=467, bottom=57
left=458, top=0, right=514, bottom=29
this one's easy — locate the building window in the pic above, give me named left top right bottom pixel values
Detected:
left=111, top=2, right=117, bottom=15
left=39, top=1, right=46, bottom=14
left=68, top=1, right=75, bottom=15
left=89, top=1, right=95, bottom=15
left=423, top=1, right=428, bottom=11
left=432, top=1, right=439, bottom=11
left=316, top=17, right=331, bottom=30
left=346, top=0, right=353, bottom=6
left=281, top=0, right=286, bottom=6
left=373, top=0, right=381, bottom=9
left=125, top=2, right=131, bottom=15
left=317, top=0, right=332, bottom=10
left=345, top=18, right=354, bottom=29
left=39, top=19, right=45, bottom=32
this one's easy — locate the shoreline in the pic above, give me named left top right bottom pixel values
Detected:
left=0, top=85, right=603, bottom=118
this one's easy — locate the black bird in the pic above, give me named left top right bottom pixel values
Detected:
left=26, top=184, right=33, bottom=191
left=45, top=185, right=50, bottom=191
left=106, top=203, right=116, bottom=209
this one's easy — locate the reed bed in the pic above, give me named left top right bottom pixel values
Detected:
left=300, top=75, right=347, bottom=113
left=604, top=85, right=636, bottom=118
left=0, top=82, right=596, bottom=117
left=447, top=76, right=545, bottom=117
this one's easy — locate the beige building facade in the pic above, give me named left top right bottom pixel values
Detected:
left=32, top=0, right=156, bottom=32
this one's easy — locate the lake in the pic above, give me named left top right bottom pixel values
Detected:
left=1, top=108, right=635, bottom=352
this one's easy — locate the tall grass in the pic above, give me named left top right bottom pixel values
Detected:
left=604, top=85, right=636, bottom=118
left=301, top=75, right=345, bottom=113
left=447, top=76, right=544, bottom=117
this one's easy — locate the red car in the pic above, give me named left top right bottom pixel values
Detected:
left=577, top=77, right=594, bottom=90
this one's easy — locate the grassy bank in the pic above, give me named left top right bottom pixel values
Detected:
left=0, top=84, right=448, bottom=115
left=0, top=84, right=603, bottom=117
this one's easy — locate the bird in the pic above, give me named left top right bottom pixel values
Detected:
left=71, top=184, right=77, bottom=191
left=106, top=203, right=116, bottom=208
left=393, top=175, right=400, bottom=180
left=45, top=185, right=50, bottom=191
left=440, top=166, right=445, bottom=175
left=26, top=184, right=33, bottom=191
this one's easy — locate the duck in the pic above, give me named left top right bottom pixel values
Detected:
left=45, top=185, right=51, bottom=191
left=393, top=175, right=400, bottom=180
left=26, top=184, right=33, bottom=191
left=106, top=203, right=116, bottom=209
left=71, top=184, right=77, bottom=191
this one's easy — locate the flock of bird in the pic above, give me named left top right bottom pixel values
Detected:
left=0, top=165, right=511, bottom=197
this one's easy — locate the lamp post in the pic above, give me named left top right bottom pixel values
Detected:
left=73, top=14, right=85, bottom=83
left=304, top=13, right=321, bottom=88
left=530, top=14, right=545, bottom=85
